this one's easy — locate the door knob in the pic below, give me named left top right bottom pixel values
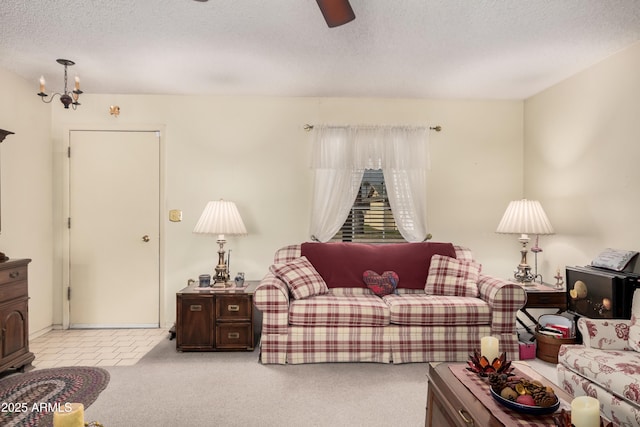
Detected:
left=142, top=235, right=150, bottom=242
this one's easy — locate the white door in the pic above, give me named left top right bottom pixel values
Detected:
left=68, top=130, right=160, bottom=328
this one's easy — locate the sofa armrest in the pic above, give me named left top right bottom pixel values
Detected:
left=577, top=317, right=633, bottom=350
left=477, top=274, right=527, bottom=335
left=254, top=273, right=290, bottom=335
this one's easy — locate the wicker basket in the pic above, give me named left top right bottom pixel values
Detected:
left=535, top=326, right=576, bottom=363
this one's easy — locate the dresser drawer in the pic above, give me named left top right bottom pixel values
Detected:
left=0, top=280, right=28, bottom=301
left=216, top=295, right=252, bottom=321
left=216, top=323, right=253, bottom=349
left=0, top=266, right=27, bottom=286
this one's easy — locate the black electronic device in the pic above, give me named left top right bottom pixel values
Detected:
left=566, top=265, right=640, bottom=319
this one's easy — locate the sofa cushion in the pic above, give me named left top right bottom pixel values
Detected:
left=454, top=245, right=475, bottom=261
left=269, top=256, right=328, bottom=300
left=558, top=344, right=640, bottom=407
left=382, top=294, right=491, bottom=326
left=289, top=292, right=390, bottom=326
left=425, top=254, right=480, bottom=297
left=580, top=318, right=632, bottom=350
left=556, top=363, right=640, bottom=427
left=363, top=270, right=399, bottom=297
left=300, top=242, right=457, bottom=289
left=273, top=244, right=301, bottom=264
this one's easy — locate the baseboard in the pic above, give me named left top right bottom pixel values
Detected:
left=29, top=325, right=55, bottom=340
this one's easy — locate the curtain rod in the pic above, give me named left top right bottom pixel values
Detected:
left=303, top=124, right=442, bottom=132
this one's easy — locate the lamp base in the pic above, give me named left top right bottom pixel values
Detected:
left=513, top=264, right=536, bottom=284
left=513, top=242, right=535, bottom=284
left=211, top=281, right=228, bottom=289
left=213, top=239, right=230, bottom=286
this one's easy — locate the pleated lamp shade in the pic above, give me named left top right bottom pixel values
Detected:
left=193, top=200, right=248, bottom=240
left=496, top=199, right=554, bottom=235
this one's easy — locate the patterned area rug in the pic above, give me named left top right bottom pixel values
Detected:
left=0, top=366, right=110, bottom=427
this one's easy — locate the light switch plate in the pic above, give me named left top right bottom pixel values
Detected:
left=169, top=209, right=182, bottom=222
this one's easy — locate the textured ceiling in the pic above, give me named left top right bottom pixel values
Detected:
left=1, top=0, right=640, bottom=99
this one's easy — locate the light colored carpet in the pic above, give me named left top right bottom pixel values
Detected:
left=84, top=338, right=427, bottom=426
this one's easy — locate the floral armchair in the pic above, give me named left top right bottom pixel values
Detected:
left=557, top=289, right=640, bottom=426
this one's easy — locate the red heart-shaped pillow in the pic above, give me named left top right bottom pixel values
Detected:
left=363, top=270, right=399, bottom=297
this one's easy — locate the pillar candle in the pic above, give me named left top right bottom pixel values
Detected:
left=480, top=336, right=499, bottom=361
left=53, top=402, right=84, bottom=427
left=571, top=396, right=600, bottom=427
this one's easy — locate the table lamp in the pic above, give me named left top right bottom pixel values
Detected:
left=496, top=199, right=554, bottom=284
left=193, top=200, right=247, bottom=287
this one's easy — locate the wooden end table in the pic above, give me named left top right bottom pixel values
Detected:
left=425, top=363, right=575, bottom=427
left=176, top=280, right=259, bottom=352
left=518, top=282, right=567, bottom=336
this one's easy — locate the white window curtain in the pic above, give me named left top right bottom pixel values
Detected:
left=309, top=125, right=430, bottom=242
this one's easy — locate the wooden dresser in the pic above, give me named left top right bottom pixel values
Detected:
left=0, top=259, right=35, bottom=373
left=176, top=281, right=258, bottom=352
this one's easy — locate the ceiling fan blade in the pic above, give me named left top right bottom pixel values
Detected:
left=316, top=0, right=356, bottom=28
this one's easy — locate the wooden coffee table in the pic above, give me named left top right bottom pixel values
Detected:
left=425, top=363, right=574, bottom=427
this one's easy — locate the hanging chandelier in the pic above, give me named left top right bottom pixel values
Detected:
left=37, top=59, right=82, bottom=109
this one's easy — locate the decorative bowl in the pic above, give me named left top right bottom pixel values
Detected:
left=490, top=387, right=560, bottom=415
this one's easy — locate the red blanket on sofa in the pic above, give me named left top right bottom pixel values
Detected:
left=301, top=242, right=456, bottom=290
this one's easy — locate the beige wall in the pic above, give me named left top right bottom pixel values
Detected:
left=2, top=66, right=524, bottom=331
left=48, top=95, right=523, bottom=328
left=0, top=67, right=54, bottom=335
left=524, top=41, right=640, bottom=281
left=4, top=42, right=639, bottom=335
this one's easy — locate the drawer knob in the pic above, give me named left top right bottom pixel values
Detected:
left=190, top=305, right=202, bottom=311
left=228, top=332, right=240, bottom=339
left=9, top=271, right=20, bottom=279
left=228, top=304, right=240, bottom=312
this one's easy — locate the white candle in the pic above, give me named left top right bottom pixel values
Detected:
left=39, top=76, right=46, bottom=93
left=481, top=336, right=499, bottom=361
left=571, top=396, right=600, bottom=427
left=74, top=75, right=80, bottom=90
left=53, top=402, right=84, bottom=427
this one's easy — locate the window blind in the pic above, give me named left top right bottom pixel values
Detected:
left=331, top=170, right=404, bottom=243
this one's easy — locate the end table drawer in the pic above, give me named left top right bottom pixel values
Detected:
left=216, top=323, right=253, bottom=349
left=526, top=291, right=567, bottom=308
left=216, top=295, right=251, bottom=320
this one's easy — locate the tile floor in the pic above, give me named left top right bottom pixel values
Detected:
left=29, top=328, right=169, bottom=369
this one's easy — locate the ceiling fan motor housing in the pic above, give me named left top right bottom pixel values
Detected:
left=316, top=0, right=356, bottom=28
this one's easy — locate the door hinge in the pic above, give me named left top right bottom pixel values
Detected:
left=67, top=146, right=71, bottom=158
left=67, top=286, right=71, bottom=301
left=67, top=217, right=71, bottom=229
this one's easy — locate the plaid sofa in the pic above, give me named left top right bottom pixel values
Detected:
left=557, top=290, right=640, bottom=425
left=254, top=244, right=526, bottom=364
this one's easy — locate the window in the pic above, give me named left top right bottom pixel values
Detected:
left=331, top=170, right=404, bottom=243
